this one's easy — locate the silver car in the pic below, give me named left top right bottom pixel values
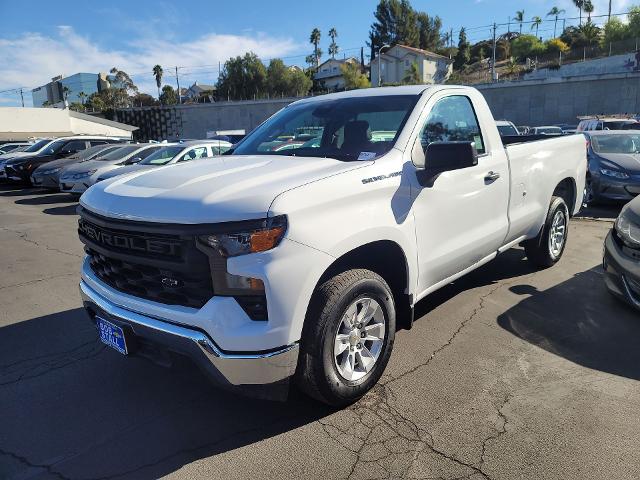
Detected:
left=59, top=144, right=162, bottom=194
left=96, top=141, right=232, bottom=182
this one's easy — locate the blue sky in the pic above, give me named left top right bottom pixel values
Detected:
left=0, top=0, right=632, bottom=106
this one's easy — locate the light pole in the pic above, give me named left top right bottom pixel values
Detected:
left=377, top=44, right=391, bottom=87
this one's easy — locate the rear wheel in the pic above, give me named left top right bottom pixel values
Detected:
left=296, top=269, right=395, bottom=407
left=524, top=196, right=569, bottom=268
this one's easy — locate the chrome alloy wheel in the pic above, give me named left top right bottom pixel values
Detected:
left=548, top=210, right=567, bottom=259
left=333, top=297, right=386, bottom=381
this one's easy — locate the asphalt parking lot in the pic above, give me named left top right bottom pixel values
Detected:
left=1, top=184, right=639, bottom=480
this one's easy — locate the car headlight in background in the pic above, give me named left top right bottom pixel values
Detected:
left=198, top=215, right=287, bottom=257
left=39, top=167, right=61, bottom=175
left=72, top=169, right=97, bottom=180
left=600, top=168, right=629, bottom=179
left=615, top=205, right=640, bottom=248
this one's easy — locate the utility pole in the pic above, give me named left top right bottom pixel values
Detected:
left=19, top=88, right=24, bottom=107
left=608, top=0, right=612, bottom=21
left=491, top=23, right=497, bottom=82
left=450, top=28, right=453, bottom=48
left=175, top=66, right=181, bottom=104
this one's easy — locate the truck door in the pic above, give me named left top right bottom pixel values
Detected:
left=410, top=93, right=510, bottom=294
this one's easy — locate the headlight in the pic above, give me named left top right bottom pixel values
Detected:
left=615, top=205, right=640, bottom=248
left=601, top=168, right=629, bottom=179
left=73, top=169, right=97, bottom=179
left=40, top=167, right=61, bottom=175
left=198, top=215, right=287, bottom=257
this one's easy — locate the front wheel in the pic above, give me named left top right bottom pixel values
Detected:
left=296, top=269, right=396, bottom=407
left=524, top=196, right=569, bottom=268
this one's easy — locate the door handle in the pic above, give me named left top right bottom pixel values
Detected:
left=485, top=171, right=500, bottom=182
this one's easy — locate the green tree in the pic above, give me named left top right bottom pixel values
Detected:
left=310, top=28, right=322, bottom=69
left=584, top=0, right=594, bottom=22
left=547, top=7, right=566, bottom=38
left=266, top=59, right=290, bottom=96
left=77, top=91, right=87, bottom=105
left=132, top=93, right=159, bottom=106
left=416, top=11, right=443, bottom=51
left=601, top=17, right=628, bottom=45
left=453, top=27, right=470, bottom=70
left=109, top=67, right=138, bottom=97
left=152, top=65, right=163, bottom=100
left=62, top=86, right=71, bottom=101
left=69, top=102, right=85, bottom=112
left=368, top=0, right=419, bottom=56
left=511, top=34, right=546, bottom=59
left=402, top=61, right=421, bottom=84
left=628, top=6, right=640, bottom=38
left=287, top=68, right=312, bottom=96
left=579, top=21, right=601, bottom=46
left=217, top=52, right=268, bottom=100
left=515, top=10, right=525, bottom=34
left=340, top=62, right=371, bottom=89
left=328, top=28, right=339, bottom=59
left=159, top=85, right=178, bottom=105
left=573, top=0, right=585, bottom=26
left=531, top=16, right=543, bottom=38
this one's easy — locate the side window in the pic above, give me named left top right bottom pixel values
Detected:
left=90, top=140, right=107, bottom=146
left=419, top=96, right=485, bottom=155
left=136, top=147, right=158, bottom=160
left=61, top=140, right=87, bottom=154
left=179, top=147, right=207, bottom=162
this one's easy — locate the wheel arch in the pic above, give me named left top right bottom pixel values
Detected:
left=552, top=177, right=578, bottom=216
left=309, top=240, right=414, bottom=331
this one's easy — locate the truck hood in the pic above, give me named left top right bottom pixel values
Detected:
left=80, top=154, right=369, bottom=223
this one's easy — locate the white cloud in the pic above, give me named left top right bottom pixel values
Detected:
left=0, top=26, right=302, bottom=104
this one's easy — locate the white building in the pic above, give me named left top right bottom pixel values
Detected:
left=0, top=107, right=137, bottom=141
left=370, top=44, right=453, bottom=86
left=185, top=82, right=216, bottom=103
left=314, top=57, right=361, bottom=91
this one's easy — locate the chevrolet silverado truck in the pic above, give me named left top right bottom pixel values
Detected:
left=78, top=85, right=586, bottom=406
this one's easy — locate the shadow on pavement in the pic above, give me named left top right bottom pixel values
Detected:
left=576, top=203, right=623, bottom=221
left=498, top=266, right=640, bottom=381
left=15, top=194, right=76, bottom=206
left=42, top=204, right=79, bottom=216
left=0, top=309, right=332, bottom=479
left=415, top=248, right=537, bottom=319
left=0, top=184, right=40, bottom=197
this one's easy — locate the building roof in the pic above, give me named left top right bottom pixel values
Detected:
left=376, top=44, right=453, bottom=63
left=189, top=83, right=216, bottom=94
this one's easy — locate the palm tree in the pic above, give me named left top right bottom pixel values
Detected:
left=573, top=0, right=585, bottom=26
left=328, top=28, right=338, bottom=59
left=531, top=16, right=543, bottom=38
left=310, top=28, right=321, bottom=69
left=584, top=0, right=594, bottom=22
left=152, top=65, right=163, bottom=100
left=78, top=91, right=87, bottom=105
left=547, top=7, right=566, bottom=38
left=62, top=86, right=71, bottom=102
left=515, top=10, right=525, bottom=34
left=402, top=62, right=421, bottom=85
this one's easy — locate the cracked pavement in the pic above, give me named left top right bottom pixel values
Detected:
left=1, top=184, right=639, bottom=480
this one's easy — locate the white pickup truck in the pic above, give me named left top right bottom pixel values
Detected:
left=78, top=85, right=586, bottom=406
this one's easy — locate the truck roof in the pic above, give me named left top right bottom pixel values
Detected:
left=293, top=85, right=438, bottom=105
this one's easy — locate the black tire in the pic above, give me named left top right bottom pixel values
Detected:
left=584, top=174, right=599, bottom=206
left=524, top=196, right=569, bottom=268
left=296, top=269, right=396, bottom=407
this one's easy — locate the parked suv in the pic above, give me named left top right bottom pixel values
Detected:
left=4, top=136, right=127, bottom=185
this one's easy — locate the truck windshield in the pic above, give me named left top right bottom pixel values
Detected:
left=232, top=95, right=420, bottom=161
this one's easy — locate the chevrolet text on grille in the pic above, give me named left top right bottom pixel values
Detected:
left=78, top=221, right=181, bottom=256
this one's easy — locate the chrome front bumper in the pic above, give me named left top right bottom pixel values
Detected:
left=79, top=280, right=299, bottom=389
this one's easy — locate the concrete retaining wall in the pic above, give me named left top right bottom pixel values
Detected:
left=476, top=71, right=640, bottom=126
left=114, top=98, right=296, bottom=141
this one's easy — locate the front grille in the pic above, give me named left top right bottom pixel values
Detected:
left=87, top=249, right=213, bottom=308
left=78, top=211, right=214, bottom=308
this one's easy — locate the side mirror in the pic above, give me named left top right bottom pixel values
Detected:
left=415, top=141, right=478, bottom=185
left=125, top=156, right=142, bottom=165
